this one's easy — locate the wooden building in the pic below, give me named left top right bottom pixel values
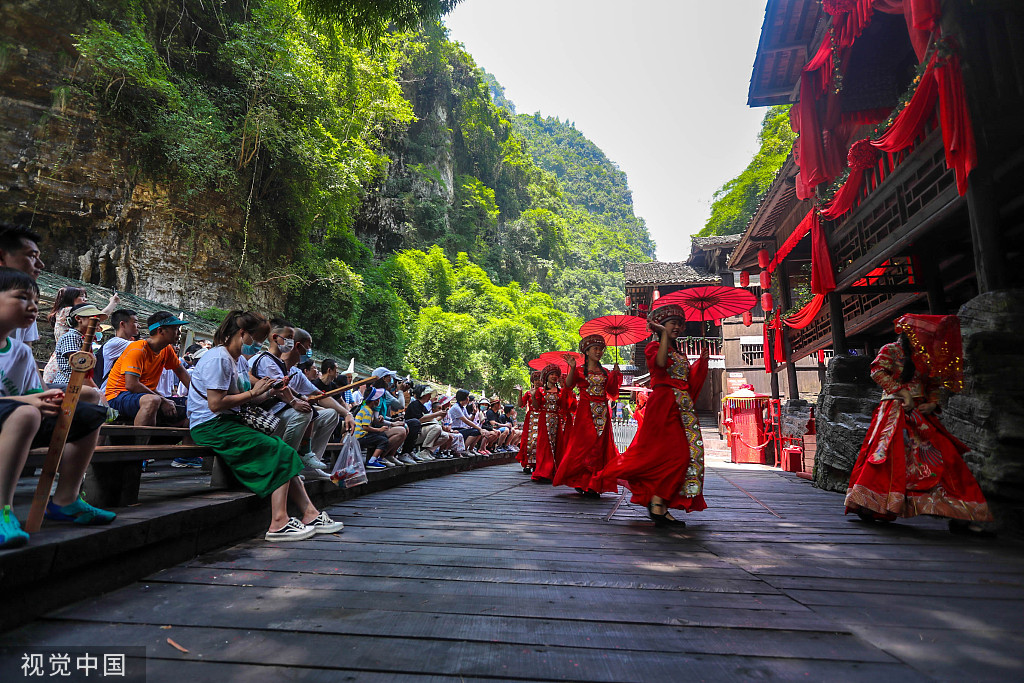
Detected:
left=741, top=0, right=1024, bottom=528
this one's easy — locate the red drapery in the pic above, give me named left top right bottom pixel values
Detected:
left=792, top=0, right=970, bottom=199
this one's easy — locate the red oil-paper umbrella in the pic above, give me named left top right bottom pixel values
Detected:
left=655, top=285, right=756, bottom=323
left=536, top=350, right=585, bottom=373
left=527, top=357, right=548, bottom=371
left=579, top=314, right=650, bottom=347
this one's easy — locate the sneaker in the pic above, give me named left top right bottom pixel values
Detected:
left=302, top=467, right=333, bottom=482
left=44, top=498, right=116, bottom=525
left=417, top=449, right=435, bottom=461
left=366, top=458, right=387, bottom=469
left=397, top=454, right=418, bottom=465
left=307, top=511, right=344, bottom=534
left=301, top=452, right=328, bottom=470
left=265, top=517, right=315, bottom=542
left=383, top=455, right=402, bottom=467
left=0, top=506, right=30, bottom=549
left=172, top=457, right=203, bottom=468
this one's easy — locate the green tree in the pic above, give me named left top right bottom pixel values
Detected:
left=699, top=105, right=795, bottom=236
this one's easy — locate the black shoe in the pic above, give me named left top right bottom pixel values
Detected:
left=648, top=503, right=685, bottom=527
left=575, top=487, right=586, bottom=495
left=583, top=489, right=601, bottom=499
left=948, top=519, right=995, bottom=537
left=523, top=467, right=532, bottom=474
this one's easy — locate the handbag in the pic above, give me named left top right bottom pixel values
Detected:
left=236, top=404, right=281, bottom=435
left=330, top=434, right=368, bottom=488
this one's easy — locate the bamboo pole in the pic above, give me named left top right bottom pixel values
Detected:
left=25, top=317, right=99, bottom=533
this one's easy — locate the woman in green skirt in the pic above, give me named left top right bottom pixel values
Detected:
left=187, top=311, right=344, bottom=542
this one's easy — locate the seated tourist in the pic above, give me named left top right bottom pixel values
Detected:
left=43, top=287, right=118, bottom=385
left=401, top=386, right=447, bottom=463
left=186, top=310, right=342, bottom=542
left=448, top=390, right=481, bottom=454
left=0, top=222, right=44, bottom=347
left=352, top=387, right=402, bottom=469
left=98, top=309, right=138, bottom=392
left=0, top=268, right=114, bottom=549
left=104, top=311, right=191, bottom=427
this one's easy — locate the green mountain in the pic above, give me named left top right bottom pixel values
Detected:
left=16, top=0, right=652, bottom=389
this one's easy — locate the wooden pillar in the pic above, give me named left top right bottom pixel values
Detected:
left=966, top=168, right=1008, bottom=293
left=917, top=251, right=948, bottom=314
left=829, top=292, right=847, bottom=355
left=776, top=263, right=800, bottom=399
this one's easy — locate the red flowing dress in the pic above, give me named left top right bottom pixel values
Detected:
left=553, top=366, right=622, bottom=493
left=844, top=343, right=993, bottom=521
left=600, top=341, right=709, bottom=511
left=518, top=389, right=540, bottom=468
left=533, top=385, right=569, bottom=481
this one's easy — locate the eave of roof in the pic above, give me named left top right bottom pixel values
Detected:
left=747, top=0, right=823, bottom=107
left=727, top=154, right=803, bottom=271
left=624, top=261, right=720, bottom=286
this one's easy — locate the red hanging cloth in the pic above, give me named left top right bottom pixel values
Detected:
left=810, top=212, right=837, bottom=294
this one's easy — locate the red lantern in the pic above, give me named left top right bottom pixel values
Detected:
left=742, top=311, right=753, bottom=327
left=624, top=295, right=631, bottom=307
left=653, top=289, right=661, bottom=301
left=757, top=249, right=770, bottom=269
left=739, top=270, right=750, bottom=288
left=761, top=292, right=774, bottom=312
left=759, top=270, right=771, bottom=290
left=713, top=318, right=722, bottom=327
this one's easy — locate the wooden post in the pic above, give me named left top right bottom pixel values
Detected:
left=828, top=292, right=847, bottom=355
left=917, top=251, right=948, bottom=314
left=25, top=317, right=99, bottom=533
left=776, top=262, right=800, bottom=400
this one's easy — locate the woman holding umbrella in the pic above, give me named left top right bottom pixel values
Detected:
left=532, top=364, right=569, bottom=483
left=601, top=304, right=709, bottom=526
left=553, top=334, right=622, bottom=498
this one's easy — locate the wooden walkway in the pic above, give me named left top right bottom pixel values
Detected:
left=5, top=442, right=1024, bottom=681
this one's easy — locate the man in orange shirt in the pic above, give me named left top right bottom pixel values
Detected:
left=105, top=311, right=191, bottom=426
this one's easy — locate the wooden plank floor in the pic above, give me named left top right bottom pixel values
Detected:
left=5, top=436, right=1024, bottom=682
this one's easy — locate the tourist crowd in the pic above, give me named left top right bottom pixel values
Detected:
left=0, top=221, right=524, bottom=548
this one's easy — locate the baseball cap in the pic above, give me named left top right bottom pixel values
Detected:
left=371, top=366, right=397, bottom=379
left=147, top=310, right=188, bottom=332
left=67, top=303, right=107, bottom=321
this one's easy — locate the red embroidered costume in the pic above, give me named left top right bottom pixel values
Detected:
left=518, top=372, right=542, bottom=472
left=601, top=307, right=709, bottom=512
left=553, top=335, right=622, bottom=494
left=845, top=315, right=992, bottom=523
left=532, top=364, right=570, bottom=482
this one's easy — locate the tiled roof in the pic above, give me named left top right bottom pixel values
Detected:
left=690, top=234, right=743, bottom=251
left=624, top=262, right=720, bottom=286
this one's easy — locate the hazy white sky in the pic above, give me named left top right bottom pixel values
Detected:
left=444, top=0, right=771, bottom=261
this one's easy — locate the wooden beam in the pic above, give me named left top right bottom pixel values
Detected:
left=828, top=292, right=847, bottom=355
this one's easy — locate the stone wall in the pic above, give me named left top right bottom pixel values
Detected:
left=813, top=354, right=879, bottom=492
left=943, top=290, right=1024, bottom=533
left=0, top=0, right=287, bottom=313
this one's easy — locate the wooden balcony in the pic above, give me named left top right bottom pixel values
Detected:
left=788, top=113, right=960, bottom=360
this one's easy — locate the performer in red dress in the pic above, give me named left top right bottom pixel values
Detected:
left=845, top=314, right=993, bottom=532
left=532, top=364, right=568, bottom=482
left=518, top=371, right=542, bottom=474
left=553, top=334, right=622, bottom=497
left=633, top=391, right=648, bottom=430
left=600, top=304, right=709, bottom=526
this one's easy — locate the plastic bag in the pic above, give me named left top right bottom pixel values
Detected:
left=330, top=434, right=368, bottom=488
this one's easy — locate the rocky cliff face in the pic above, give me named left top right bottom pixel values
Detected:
left=0, top=0, right=286, bottom=312
left=813, top=355, right=879, bottom=493
left=944, top=290, right=1024, bottom=532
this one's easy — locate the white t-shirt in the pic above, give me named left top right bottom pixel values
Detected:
left=447, top=403, right=473, bottom=429
left=157, top=368, right=177, bottom=397
left=187, top=346, right=241, bottom=429
left=99, top=337, right=132, bottom=391
left=250, top=352, right=287, bottom=413
left=12, top=322, right=39, bottom=344
left=0, top=337, right=43, bottom=396
left=288, top=366, right=319, bottom=396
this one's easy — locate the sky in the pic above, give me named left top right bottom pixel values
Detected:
left=444, top=0, right=771, bottom=262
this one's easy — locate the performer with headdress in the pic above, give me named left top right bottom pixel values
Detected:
left=845, top=314, right=993, bottom=532
left=518, top=370, right=542, bottom=474
left=532, top=364, right=569, bottom=482
left=600, top=304, right=709, bottom=526
left=553, top=334, right=622, bottom=497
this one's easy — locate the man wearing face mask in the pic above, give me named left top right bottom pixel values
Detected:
left=248, top=320, right=330, bottom=480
